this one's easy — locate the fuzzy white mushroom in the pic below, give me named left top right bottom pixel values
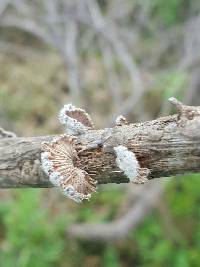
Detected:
left=58, top=104, right=94, bottom=135
left=115, top=115, right=128, bottom=126
left=41, top=135, right=97, bottom=203
left=114, top=145, right=140, bottom=182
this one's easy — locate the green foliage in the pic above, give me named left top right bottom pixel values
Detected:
left=75, top=187, right=124, bottom=223
left=167, top=174, right=200, bottom=216
left=0, top=190, right=67, bottom=267
left=134, top=174, right=200, bottom=267
left=155, top=71, right=187, bottom=101
left=103, top=246, right=120, bottom=267
left=150, top=0, right=187, bottom=26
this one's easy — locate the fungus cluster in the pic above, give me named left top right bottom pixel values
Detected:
left=41, top=104, right=149, bottom=203
left=41, top=104, right=97, bottom=203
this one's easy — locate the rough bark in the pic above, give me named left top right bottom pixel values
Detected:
left=0, top=98, right=200, bottom=188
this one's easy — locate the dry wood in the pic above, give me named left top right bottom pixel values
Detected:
left=0, top=98, right=200, bottom=188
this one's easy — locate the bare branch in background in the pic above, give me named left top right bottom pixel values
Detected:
left=181, top=15, right=200, bottom=69
left=1, top=0, right=200, bottom=116
left=1, top=15, right=52, bottom=44
left=68, top=182, right=164, bottom=241
left=0, top=127, right=16, bottom=138
left=0, top=0, right=9, bottom=17
left=62, top=19, right=82, bottom=105
left=0, top=0, right=147, bottom=118
left=99, top=39, right=122, bottom=110
left=85, top=0, right=146, bottom=123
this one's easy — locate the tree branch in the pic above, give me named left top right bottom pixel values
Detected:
left=0, top=99, right=200, bottom=188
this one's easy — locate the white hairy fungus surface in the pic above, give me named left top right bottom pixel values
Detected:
left=115, top=115, right=128, bottom=126
left=41, top=135, right=96, bottom=203
left=114, top=145, right=140, bottom=181
left=58, top=104, right=87, bottom=135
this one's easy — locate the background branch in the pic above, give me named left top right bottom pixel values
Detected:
left=68, top=182, right=164, bottom=241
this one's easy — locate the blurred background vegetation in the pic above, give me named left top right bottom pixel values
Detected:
left=0, top=0, right=200, bottom=266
